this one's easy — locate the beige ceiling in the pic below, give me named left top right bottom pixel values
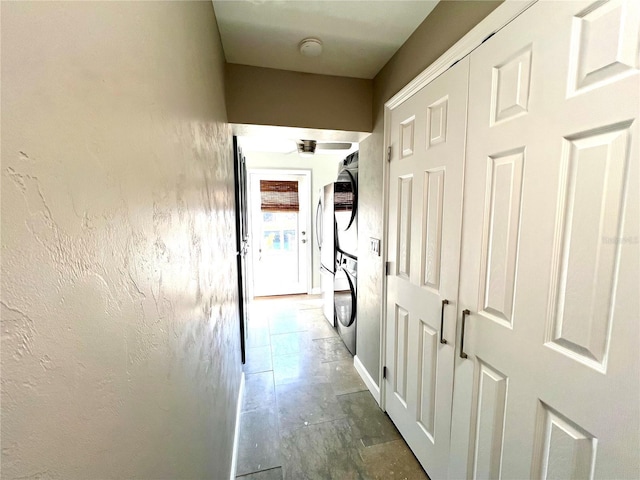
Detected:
left=212, top=0, right=439, bottom=79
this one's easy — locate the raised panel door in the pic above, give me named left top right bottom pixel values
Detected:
left=449, top=1, right=639, bottom=478
left=385, top=57, right=469, bottom=479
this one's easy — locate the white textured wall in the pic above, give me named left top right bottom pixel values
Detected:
left=1, top=2, right=241, bottom=478
left=244, top=151, right=343, bottom=292
left=356, top=132, right=384, bottom=383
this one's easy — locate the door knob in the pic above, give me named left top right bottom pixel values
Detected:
left=302, top=239, right=307, bottom=243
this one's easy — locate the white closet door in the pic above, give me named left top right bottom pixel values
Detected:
left=385, top=57, right=469, bottom=479
left=449, top=1, right=639, bottom=478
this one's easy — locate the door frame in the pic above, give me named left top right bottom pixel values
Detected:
left=247, top=168, right=313, bottom=296
left=378, top=0, right=536, bottom=409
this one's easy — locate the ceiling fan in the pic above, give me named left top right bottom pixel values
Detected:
left=297, top=139, right=353, bottom=156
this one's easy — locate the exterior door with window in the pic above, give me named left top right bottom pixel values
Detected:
left=249, top=171, right=311, bottom=296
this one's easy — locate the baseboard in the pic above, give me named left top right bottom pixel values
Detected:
left=229, top=371, right=245, bottom=480
left=310, top=287, right=321, bottom=295
left=354, top=355, right=380, bottom=405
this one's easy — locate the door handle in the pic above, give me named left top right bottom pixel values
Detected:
left=440, top=299, right=449, bottom=344
left=316, top=201, right=322, bottom=247
left=460, top=309, right=471, bottom=359
left=302, top=239, right=307, bottom=243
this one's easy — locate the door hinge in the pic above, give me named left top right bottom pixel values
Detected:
left=387, top=146, right=392, bottom=163
left=383, top=366, right=388, bottom=379
left=385, top=261, right=392, bottom=276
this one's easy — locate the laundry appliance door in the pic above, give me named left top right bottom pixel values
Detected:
left=335, top=168, right=358, bottom=258
left=335, top=259, right=357, bottom=355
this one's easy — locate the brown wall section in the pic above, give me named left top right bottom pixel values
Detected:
left=226, top=63, right=373, bottom=132
left=373, top=0, right=503, bottom=114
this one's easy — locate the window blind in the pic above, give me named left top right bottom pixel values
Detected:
left=260, top=180, right=299, bottom=212
left=335, top=181, right=354, bottom=212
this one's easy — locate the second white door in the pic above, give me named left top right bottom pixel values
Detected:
left=449, top=1, right=639, bottom=478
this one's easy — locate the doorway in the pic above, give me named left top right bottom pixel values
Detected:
left=248, top=169, right=312, bottom=297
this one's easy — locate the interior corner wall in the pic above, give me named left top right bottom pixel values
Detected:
left=244, top=152, right=344, bottom=293
left=356, top=0, right=503, bottom=386
left=1, top=2, right=242, bottom=479
left=225, top=64, right=373, bottom=133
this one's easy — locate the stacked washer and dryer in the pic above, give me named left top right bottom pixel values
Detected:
left=316, top=152, right=358, bottom=355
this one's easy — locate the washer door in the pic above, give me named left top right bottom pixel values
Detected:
left=334, top=169, right=357, bottom=231
left=334, top=266, right=356, bottom=328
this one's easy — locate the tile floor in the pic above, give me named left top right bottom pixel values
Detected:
left=236, top=295, right=429, bottom=480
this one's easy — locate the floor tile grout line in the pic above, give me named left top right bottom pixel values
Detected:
left=358, top=437, right=405, bottom=450
left=269, top=329, right=309, bottom=337
left=334, top=386, right=370, bottom=397
left=334, top=388, right=376, bottom=398
left=235, top=465, right=282, bottom=479
left=319, top=358, right=353, bottom=364
left=279, top=413, right=350, bottom=435
left=243, top=368, right=273, bottom=375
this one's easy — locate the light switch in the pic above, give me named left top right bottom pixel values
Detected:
left=370, top=237, right=381, bottom=256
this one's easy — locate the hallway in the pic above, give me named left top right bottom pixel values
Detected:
left=235, top=295, right=429, bottom=480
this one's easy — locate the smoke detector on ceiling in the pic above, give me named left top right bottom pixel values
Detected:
left=299, top=38, right=323, bottom=57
